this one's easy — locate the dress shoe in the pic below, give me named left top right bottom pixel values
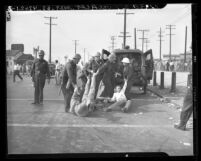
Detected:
left=31, top=102, right=39, bottom=105
left=174, top=124, right=186, bottom=131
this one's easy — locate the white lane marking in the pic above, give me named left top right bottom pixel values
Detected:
left=7, top=123, right=173, bottom=128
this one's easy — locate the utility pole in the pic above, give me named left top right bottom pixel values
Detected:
left=134, top=28, right=137, bottom=49
left=144, top=39, right=150, bottom=51
left=110, top=36, right=116, bottom=50
left=83, top=48, right=86, bottom=63
left=117, top=8, right=134, bottom=48
left=184, top=26, right=187, bottom=63
left=166, top=25, right=176, bottom=61
left=44, top=16, right=57, bottom=63
left=157, top=27, right=165, bottom=60
left=73, top=40, right=79, bottom=54
left=138, top=29, right=149, bottom=52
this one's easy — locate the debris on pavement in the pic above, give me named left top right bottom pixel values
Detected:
left=168, top=117, right=173, bottom=120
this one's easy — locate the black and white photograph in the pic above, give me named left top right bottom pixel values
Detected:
left=6, top=4, right=194, bottom=157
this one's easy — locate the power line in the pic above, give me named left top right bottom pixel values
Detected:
left=144, top=39, right=150, bottom=51
left=138, top=29, right=149, bottom=52
left=44, top=16, right=57, bottom=63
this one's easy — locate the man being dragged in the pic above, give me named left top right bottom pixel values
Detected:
left=68, top=70, right=99, bottom=117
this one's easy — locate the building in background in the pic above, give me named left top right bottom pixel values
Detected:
left=6, top=44, right=34, bottom=74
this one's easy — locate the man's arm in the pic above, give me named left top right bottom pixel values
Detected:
left=121, top=79, right=128, bottom=93
left=81, top=75, right=92, bottom=102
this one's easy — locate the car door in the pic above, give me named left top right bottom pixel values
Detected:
left=143, top=49, right=154, bottom=80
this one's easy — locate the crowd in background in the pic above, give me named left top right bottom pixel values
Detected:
left=154, top=59, right=192, bottom=72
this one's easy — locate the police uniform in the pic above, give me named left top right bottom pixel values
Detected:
left=31, top=52, right=50, bottom=104
left=61, top=58, right=78, bottom=112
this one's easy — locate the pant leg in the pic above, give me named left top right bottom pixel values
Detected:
left=180, top=94, right=193, bottom=126
left=39, top=76, right=46, bottom=103
left=94, top=74, right=103, bottom=99
left=13, top=70, right=17, bottom=82
left=125, top=78, right=134, bottom=100
left=17, top=71, right=23, bottom=80
left=88, top=74, right=97, bottom=102
left=62, top=83, right=74, bottom=111
left=34, top=76, right=40, bottom=103
left=107, top=100, right=126, bottom=111
left=123, top=100, right=133, bottom=111
left=82, top=76, right=91, bottom=102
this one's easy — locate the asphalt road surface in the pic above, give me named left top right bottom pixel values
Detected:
left=6, top=74, right=193, bottom=156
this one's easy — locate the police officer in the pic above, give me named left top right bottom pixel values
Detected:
left=96, top=54, right=117, bottom=98
left=61, top=53, right=81, bottom=112
left=31, top=50, right=50, bottom=105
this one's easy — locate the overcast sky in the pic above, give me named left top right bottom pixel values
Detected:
left=6, top=4, right=192, bottom=64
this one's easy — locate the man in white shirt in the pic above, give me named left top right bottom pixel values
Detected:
left=101, top=78, right=132, bottom=113
left=13, top=63, right=23, bottom=82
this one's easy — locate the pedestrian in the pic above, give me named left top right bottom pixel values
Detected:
left=68, top=71, right=99, bottom=117
left=30, top=50, right=50, bottom=105
left=61, top=53, right=81, bottom=112
left=55, top=60, right=61, bottom=85
left=174, top=73, right=192, bottom=130
left=166, top=61, right=170, bottom=71
left=13, top=62, right=23, bottom=82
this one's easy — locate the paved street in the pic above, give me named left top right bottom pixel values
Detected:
left=6, top=74, right=193, bottom=156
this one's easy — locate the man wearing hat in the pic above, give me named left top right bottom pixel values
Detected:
left=96, top=54, right=118, bottom=98
left=121, top=57, right=137, bottom=100
left=61, top=53, right=81, bottom=112
left=68, top=71, right=99, bottom=117
left=31, top=50, right=50, bottom=105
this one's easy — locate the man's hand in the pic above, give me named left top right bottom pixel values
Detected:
left=47, top=78, right=50, bottom=84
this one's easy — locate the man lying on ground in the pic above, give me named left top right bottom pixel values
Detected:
left=68, top=71, right=99, bottom=117
left=98, top=78, right=132, bottom=113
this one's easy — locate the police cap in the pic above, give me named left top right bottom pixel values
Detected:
left=102, top=49, right=111, bottom=56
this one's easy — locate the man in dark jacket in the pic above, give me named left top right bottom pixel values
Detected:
left=96, top=54, right=117, bottom=98
left=61, top=54, right=81, bottom=112
left=31, top=50, right=50, bottom=105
